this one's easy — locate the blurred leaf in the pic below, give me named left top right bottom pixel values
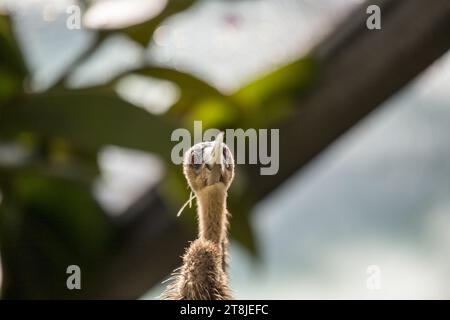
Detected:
left=0, top=69, right=21, bottom=104
left=233, top=57, right=318, bottom=127
left=110, top=65, right=226, bottom=115
left=188, top=97, right=238, bottom=129
left=87, top=0, right=196, bottom=47
left=114, top=66, right=243, bottom=128
left=0, top=14, right=28, bottom=104
left=0, top=88, right=178, bottom=159
left=131, top=66, right=222, bottom=98
left=234, top=57, right=317, bottom=107
left=0, top=145, right=100, bottom=189
left=12, top=171, right=112, bottom=259
left=0, top=170, right=113, bottom=298
left=121, top=0, right=195, bottom=46
left=0, top=14, right=27, bottom=78
left=54, top=0, right=196, bottom=88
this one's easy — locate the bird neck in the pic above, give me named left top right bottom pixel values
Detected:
left=196, top=184, right=228, bottom=244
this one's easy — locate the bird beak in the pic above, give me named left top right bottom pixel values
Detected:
left=208, top=132, right=224, bottom=171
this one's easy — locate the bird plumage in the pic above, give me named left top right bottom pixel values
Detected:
left=161, top=133, right=234, bottom=300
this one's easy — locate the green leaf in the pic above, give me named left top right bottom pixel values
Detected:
left=0, top=14, right=27, bottom=78
left=87, top=0, right=196, bottom=47
left=0, top=88, right=177, bottom=159
left=0, top=14, right=28, bottom=104
left=0, top=68, right=21, bottom=105
left=232, top=57, right=318, bottom=127
left=0, top=170, right=113, bottom=298
left=109, top=65, right=226, bottom=115
left=187, top=96, right=238, bottom=129
left=131, top=66, right=221, bottom=98
left=12, top=171, right=112, bottom=259
left=234, top=57, right=317, bottom=107
left=122, top=0, right=195, bottom=46
left=118, top=66, right=243, bottom=129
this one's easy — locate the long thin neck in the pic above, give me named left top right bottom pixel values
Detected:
left=196, top=185, right=228, bottom=244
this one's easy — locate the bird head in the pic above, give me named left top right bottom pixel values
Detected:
left=183, top=132, right=234, bottom=193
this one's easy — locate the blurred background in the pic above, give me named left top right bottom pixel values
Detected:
left=0, top=0, right=449, bottom=299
